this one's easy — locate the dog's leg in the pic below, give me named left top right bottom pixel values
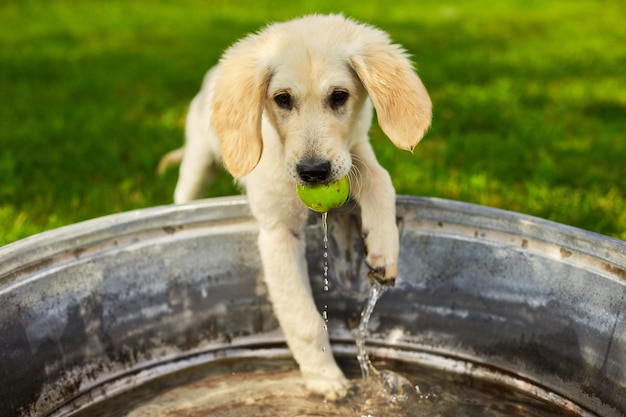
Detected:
left=351, top=141, right=399, bottom=284
left=173, top=94, right=218, bottom=204
left=258, top=225, right=349, bottom=398
left=245, top=179, right=349, bottom=398
left=174, top=153, right=215, bottom=204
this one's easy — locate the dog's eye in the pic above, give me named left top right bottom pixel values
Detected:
left=329, top=90, right=348, bottom=109
left=274, top=93, right=293, bottom=110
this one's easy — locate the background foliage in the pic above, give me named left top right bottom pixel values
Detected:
left=1, top=0, right=625, bottom=245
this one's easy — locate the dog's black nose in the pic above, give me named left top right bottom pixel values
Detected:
left=297, top=160, right=331, bottom=184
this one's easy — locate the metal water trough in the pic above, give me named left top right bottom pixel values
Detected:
left=1, top=196, right=625, bottom=417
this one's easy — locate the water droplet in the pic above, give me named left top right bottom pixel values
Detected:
left=320, top=213, right=331, bottom=334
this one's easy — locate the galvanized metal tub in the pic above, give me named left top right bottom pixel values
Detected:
left=1, top=196, right=625, bottom=417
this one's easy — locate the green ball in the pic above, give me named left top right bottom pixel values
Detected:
left=296, top=176, right=349, bottom=213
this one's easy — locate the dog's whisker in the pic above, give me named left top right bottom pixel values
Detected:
left=348, top=167, right=362, bottom=198
left=349, top=154, right=368, bottom=196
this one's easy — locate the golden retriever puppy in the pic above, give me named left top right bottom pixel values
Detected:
left=160, top=14, right=431, bottom=398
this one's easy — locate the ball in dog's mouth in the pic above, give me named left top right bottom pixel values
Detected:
left=296, top=177, right=349, bottom=213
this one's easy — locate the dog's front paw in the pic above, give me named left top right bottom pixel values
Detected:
left=365, top=254, right=398, bottom=286
left=303, top=371, right=351, bottom=400
left=366, top=254, right=398, bottom=286
left=363, top=226, right=399, bottom=286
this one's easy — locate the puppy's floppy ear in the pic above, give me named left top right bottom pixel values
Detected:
left=212, top=37, right=271, bottom=178
left=349, top=34, right=432, bottom=151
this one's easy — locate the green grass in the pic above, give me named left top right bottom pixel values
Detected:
left=1, top=0, right=625, bottom=245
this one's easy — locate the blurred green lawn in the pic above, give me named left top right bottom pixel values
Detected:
left=1, top=0, right=625, bottom=245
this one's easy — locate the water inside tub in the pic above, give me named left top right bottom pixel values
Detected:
left=68, top=352, right=585, bottom=417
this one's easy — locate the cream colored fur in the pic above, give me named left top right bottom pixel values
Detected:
left=160, top=14, right=431, bottom=399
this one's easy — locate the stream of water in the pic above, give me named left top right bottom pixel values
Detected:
left=352, top=280, right=423, bottom=416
